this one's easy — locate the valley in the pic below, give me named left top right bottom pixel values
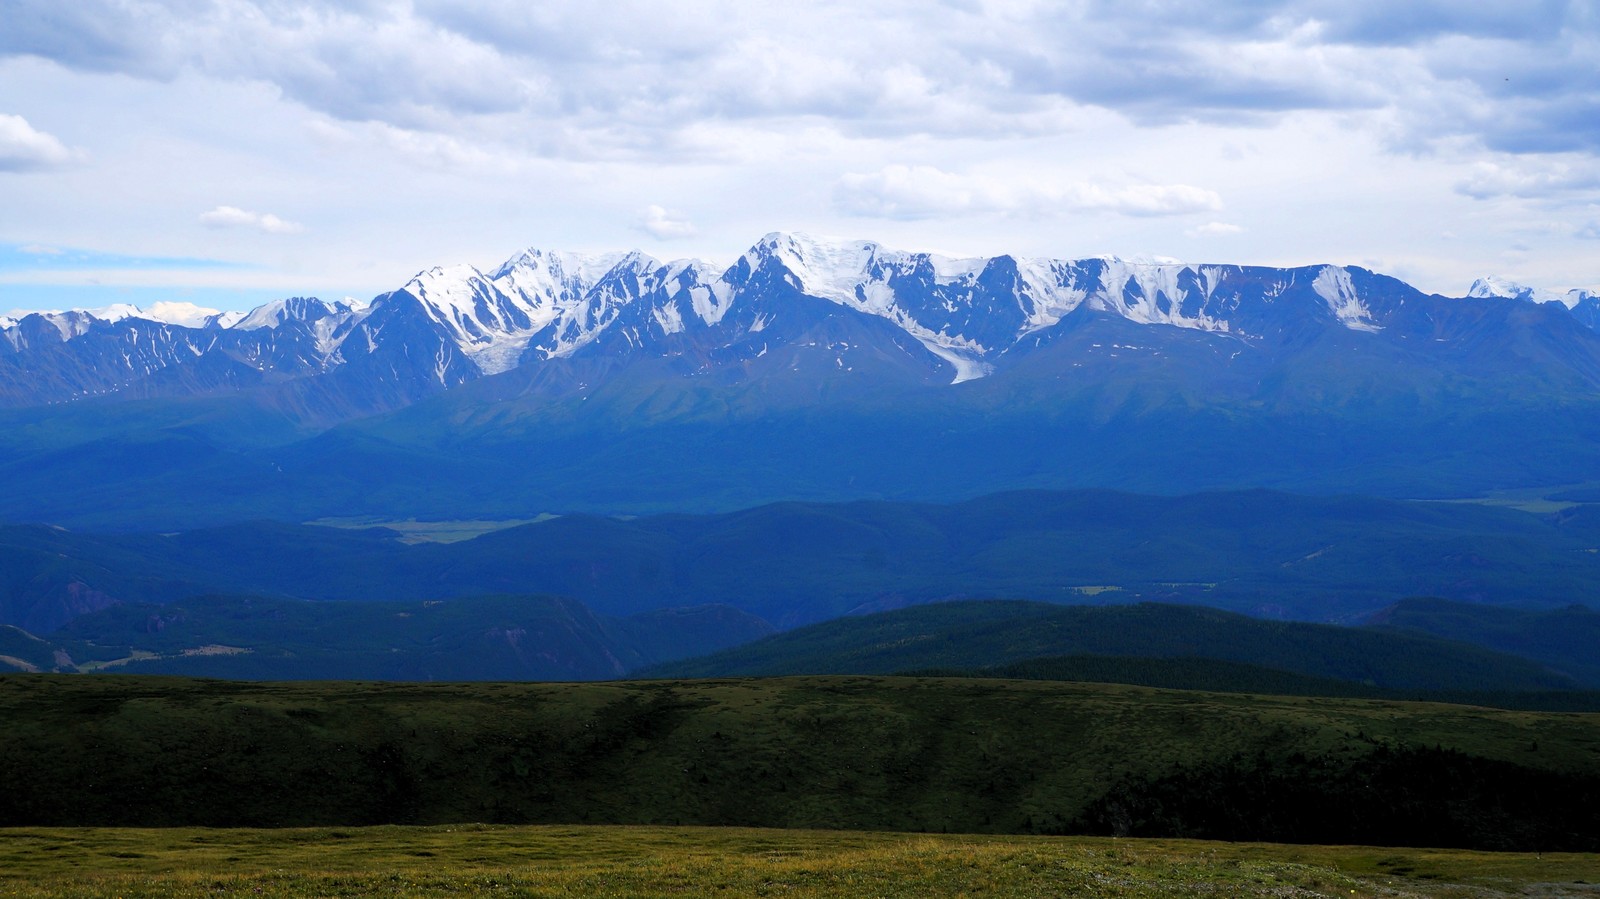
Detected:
left=3, top=237, right=1599, bottom=866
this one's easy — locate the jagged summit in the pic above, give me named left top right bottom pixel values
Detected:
left=232, top=296, right=366, bottom=331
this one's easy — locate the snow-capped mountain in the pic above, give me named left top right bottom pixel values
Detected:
left=388, top=231, right=1415, bottom=386
left=1468, top=276, right=1599, bottom=308
left=1468, top=275, right=1600, bottom=332
left=3, top=233, right=1600, bottom=420
left=8, top=234, right=1600, bottom=529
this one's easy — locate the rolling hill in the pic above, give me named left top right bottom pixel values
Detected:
left=2, top=674, right=1595, bottom=851
left=5, top=489, right=1600, bottom=634
left=640, top=600, right=1593, bottom=691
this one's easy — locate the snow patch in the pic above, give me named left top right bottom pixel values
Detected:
left=927, top=253, right=986, bottom=284
left=689, top=280, right=734, bottom=325
left=652, top=300, right=685, bottom=335
left=1014, top=259, right=1092, bottom=331
left=1313, top=266, right=1381, bottom=331
left=140, top=302, right=225, bottom=328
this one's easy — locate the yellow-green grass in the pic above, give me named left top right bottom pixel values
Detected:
left=1, top=825, right=1596, bottom=898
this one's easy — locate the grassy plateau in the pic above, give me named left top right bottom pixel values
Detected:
left=1, top=824, right=1597, bottom=898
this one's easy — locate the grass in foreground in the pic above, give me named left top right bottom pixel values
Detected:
left=0, top=825, right=1596, bottom=898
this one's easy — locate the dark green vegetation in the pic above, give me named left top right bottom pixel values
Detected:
left=9, top=489, right=1600, bottom=635
left=3, top=674, right=1598, bottom=852
left=901, top=655, right=1600, bottom=711
left=33, top=594, right=769, bottom=681
left=1, top=826, right=1595, bottom=899
left=1370, top=596, right=1600, bottom=686
left=644, top=600, right=1596, bottom=692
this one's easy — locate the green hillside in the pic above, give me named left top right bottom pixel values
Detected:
left=0, top=626, right=61, bottom=672
left=1, top=674, right=1596, bottom=851
left=643, top=600, right=1589, bottom=690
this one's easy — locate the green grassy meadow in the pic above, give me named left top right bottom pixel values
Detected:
left=1, top=824, right=1596, bottom=898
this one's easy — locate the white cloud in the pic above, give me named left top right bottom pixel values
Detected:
left=1456, top=159, right=1600, bottom=200
left=198, top=205, right=304, bottom=234
left=1186, top=222, right=1245, bottom=237
left=1057, top=182, right=1224, bottom=217
left=2, top=2, right=1599, bottom=307
left=1577, top=222, right=1600, bottom=240
left=0, top=113, right=79, bottom=172
left=835, top=165, right=1222, bottom=220
left=834, top=165, right=997, bottom=219
left=18, top=243, right=63, bottom=255
left=1, top=1, right=1595, bottom=166
left=635, top=205, right=697, bottom=240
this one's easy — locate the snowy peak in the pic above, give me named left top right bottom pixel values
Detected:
left=232, top=296, right=364, bottom=331
left=1468, top=276, right=1600, bottom=309
left=1, top=301, right=231, bottom=339
left=143, top=301, right=229, bottom=328
left=1468, top=276, right=1563, bottom=304
left=492, top=248, right=611, bottom=317
left=398, top=264, right=541, bottom=375
left=745, top=232, right=884, bottom=302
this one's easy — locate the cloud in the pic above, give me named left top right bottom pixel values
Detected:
left=0, top=242, right=244, bottom=273
left=0, top=114, right=80, bottom=172
left=1060, top=182, right=1224, bottom=217
left=198, top=206, right=304, bottom=234
left=1577, top=222, right=1600, bottom=240
left=835, top=165, right=1222, bottom=220
left=0, top=1, right=1596, bottom=173
left=634, top=205, right=697, bottom=240
left=834, top=165, right=995, bottom=219
left=1455, top=159, right=1600, bottom=200
left=1186, top=222, right=1245, bottom=237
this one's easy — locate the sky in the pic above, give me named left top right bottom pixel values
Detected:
left=2, top=0, right=1598, bottom=314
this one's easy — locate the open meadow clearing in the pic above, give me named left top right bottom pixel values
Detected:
left=1, top=825, right=1598, bottom=898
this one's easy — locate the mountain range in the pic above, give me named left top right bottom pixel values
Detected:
left=4, top=234, right=1600, bottom=528
left=7, top=234, right=1600, bottom=414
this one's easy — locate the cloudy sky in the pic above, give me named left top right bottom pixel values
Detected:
left=2, top=0, right=1598, bottom=313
